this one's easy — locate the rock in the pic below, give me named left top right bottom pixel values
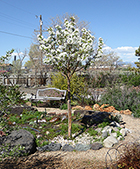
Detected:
left=3, top=129, right=36, bottom=155
left=112, top=127, right=119, bottom=132
left=103, top=106, right=116, bottom=112
left=80, top=112, right=112, bottom=126
left=117, top=136, right=123, bottom=141
left=103, top=136, right=118, bottom=148
left=48, top=143, right=62, bottom=151
left=113, top=110, right=121, bottom=114
left=72, top=106, right=84, bottom=110
left=37, top=143, right=62, bottom=152
left=100, top=104, right=109, bottom=109
left=84, top=106, right=93, bottom=110
left=75, top=144, right=90, bottom=151
left=102, top=130, right=108, bottom=138
left=90, top=143, right=103, bottom=150
left=62, top=144, right=74, bottom=151
left=37, top=145, right=49, bottom=151
left=102, top=126, right=110, bottom=132
left=110, top=121, right=120, bottom=128
left=120, top=124, right=125, bottom=128
left=120, top=128, right=127, bottom=137
left=108, top=128, right=112, bottom=135
left=120, top=109, right=132, bottom=115
left=93, top=104, right=100, bottom=110
left=50, top=117, right=60, bottom=123
left=111, top=133, right=117, bottom=138
left=95, top=128, right=102, bottom=133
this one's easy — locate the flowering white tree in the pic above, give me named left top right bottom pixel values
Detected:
left=38, top=16, right=103, bottom=137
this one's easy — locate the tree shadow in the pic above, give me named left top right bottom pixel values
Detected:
left=0, top=154, right=63, bottom=169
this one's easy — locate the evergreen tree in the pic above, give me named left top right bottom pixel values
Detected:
left=135, top=46, right=140, bottom=69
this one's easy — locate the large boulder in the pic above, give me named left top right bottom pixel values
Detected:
left=1, top=129, right=36, bottom=156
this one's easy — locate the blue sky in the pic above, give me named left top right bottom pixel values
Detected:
left=0, top=0, right=140, bottom=65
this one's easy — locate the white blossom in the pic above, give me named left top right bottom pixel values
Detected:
left=37, top=16, right=103, bottom=72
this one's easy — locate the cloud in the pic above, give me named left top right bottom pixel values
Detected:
left=102, top=45, right=112, bottom=51
left=114, top=46, right=137, bottom=52
left=103, top=45, right=138, bottom=63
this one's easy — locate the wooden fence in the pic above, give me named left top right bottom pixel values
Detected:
left=0, top=74, right=51, bottom=86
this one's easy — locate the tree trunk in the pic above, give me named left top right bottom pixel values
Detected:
left=67, top=77, right=72, bottom=138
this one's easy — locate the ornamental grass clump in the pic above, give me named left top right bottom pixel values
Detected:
left=117, top=142, right=140, bottom=169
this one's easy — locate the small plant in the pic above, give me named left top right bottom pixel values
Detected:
left=98, top=121, right=110, bottom=128
left=60, top=103, right=67, bottom=110
left=0, top=144, right=27, bottom=160
left=116, top=131, right=123, bottom=137
left=87, top=128, right=98, bottom=137
left=36, top=138, right=49, bottom=147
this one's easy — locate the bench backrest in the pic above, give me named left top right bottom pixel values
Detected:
left=36, top=88, right=66, bottom=100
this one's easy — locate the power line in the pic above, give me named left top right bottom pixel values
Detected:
left=0, top=11, right=36, bottom=28
left=0, top=0, right=36, bottom=17
left=0, top=30, right=33, bottom=39
left=0, top=18, right=35, bottom=30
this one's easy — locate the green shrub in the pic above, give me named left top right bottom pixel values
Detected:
left=100, top=85, right=140, bottom=116
left=119, top=73, right=140, bottom=86
left=88, top=72, right=120, bottom=88
left=48, top=72, right=88, bottom=101
left=0, top=85, right=23, bottom=115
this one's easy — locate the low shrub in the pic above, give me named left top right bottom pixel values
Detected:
left=100, top=85, right=140, bottom=116
left=119, top=73, right=140, bottom=86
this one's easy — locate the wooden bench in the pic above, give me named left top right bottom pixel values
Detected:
left=30, top=88, right=66, bottom=106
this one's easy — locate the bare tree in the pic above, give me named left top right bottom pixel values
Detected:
left=12, top=49, right=27, bottom=84
left=92, top=50, right=123, bottom=72
left=47, top=13, right=90, bottom=31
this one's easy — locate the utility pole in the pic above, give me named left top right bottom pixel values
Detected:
left=34, top=15, right=47, bottom=66
left=34, top=15, right=47, bottom=85
left=39, top=15, right=43, bottom=66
